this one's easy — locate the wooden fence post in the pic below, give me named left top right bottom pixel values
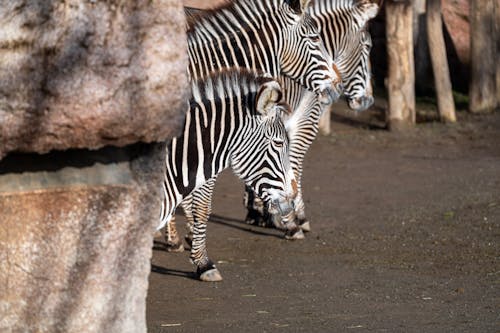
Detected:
left=386, top=0, right=416, bottom=130
left=469, top=0, right=497, bottom=113
left=426, top=0, right=456, bottom=122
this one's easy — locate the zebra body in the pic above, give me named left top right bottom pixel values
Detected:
left=160, top=69, right=297, bottom=281
left=165, top=0, right=344, bottom=257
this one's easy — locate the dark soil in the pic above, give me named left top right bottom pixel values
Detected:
left=147, top=108, right=500, bottom=332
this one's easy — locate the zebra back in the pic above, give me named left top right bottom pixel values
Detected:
left=185, top=0, right=341, bottom=104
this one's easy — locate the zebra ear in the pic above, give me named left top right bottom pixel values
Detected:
left=255, top=81, right=283, bottom=117
left=358, top=2, right=380, bottom=26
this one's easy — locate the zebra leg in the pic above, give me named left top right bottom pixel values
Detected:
left=293, top=162, right=311, bottom=232
left=164, top=215, right=184, bottom=252
left=286, top=100, right=325, bottom=233
left=243, top=185, right=272, bottom=227
left=188, top=179, right=222, bottom=282
left=180, top=194, right=195, bottom=248
left=243, top=186, right=305, bottom=239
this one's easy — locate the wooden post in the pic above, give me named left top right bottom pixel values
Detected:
left=386, top=0, right=415, bottom=130
left=469, top=0, right=497, bottom=113
left=426, top=0, right=456, bottom=122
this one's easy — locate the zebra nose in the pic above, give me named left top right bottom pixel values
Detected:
left=348, top=95, right=374, bottom=112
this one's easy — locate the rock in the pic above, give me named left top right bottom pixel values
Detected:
left=0, top=0, right=189, bottom=159
left=0, top=143, right=168, bottom=333
left=0, top=0, right=188, bottom=331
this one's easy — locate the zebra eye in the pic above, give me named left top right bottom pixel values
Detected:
left=308, top=34, right=321, bottom=43
left=272, top=138, right=284, bottom=148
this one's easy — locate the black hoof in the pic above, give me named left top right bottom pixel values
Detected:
left=284, top=228, right=305, bottom=240
left=197, top=261, right=223, bottom=282
left=298, top=218, right=311, bottom=232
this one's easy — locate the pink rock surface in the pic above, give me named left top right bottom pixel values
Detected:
left=0, top=0, right=188, bottom=160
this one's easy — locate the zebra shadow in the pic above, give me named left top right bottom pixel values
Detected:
left=150, top=263, right=198, bottom=280
left=209, top=214, right=284, bottom=239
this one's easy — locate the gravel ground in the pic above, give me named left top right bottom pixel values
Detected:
left=147, top=109, right=500, bottom=332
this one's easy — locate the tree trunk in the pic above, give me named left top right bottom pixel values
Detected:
left=386, top=0, right=416, bottom=130
left=469, top=0, right=497, bottom=113
left=426, top=0, right=456, bottom=122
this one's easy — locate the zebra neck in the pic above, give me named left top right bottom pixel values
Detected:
left=187, top=0, right=282, bottom=78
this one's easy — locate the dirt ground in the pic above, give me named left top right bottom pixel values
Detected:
left=146, top=106, right=500, bottom=332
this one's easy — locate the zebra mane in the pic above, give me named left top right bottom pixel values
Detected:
left=186, top=0, right=284, bottom=36
left=190, top=69, right=275, bottom=114
left=312, top=0, right=372, bottom=11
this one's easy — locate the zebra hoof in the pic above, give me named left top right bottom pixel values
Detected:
left=166, top=242, right=185, bottom=253
left=285, top=228, right=305, bottom=240
left=199, top=268, right=223, bottom=282
left=299, top=220, right=311, bottom=232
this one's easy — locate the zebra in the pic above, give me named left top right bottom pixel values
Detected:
left=243, top=0, right=381, bottom=236
left=185, top=0, right=343, bottom=103
left=160, top=69, right=297, bottom=281
left=165, top=0, right=345, bottom=255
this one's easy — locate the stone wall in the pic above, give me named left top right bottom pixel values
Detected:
left=0, top=0, right=188, bottom=159
left=0, top=1, right=188, bottom=332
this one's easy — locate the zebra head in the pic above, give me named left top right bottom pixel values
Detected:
left=278, top=0, right=343, bottom=105
left=312, top=0, right=380, bottom=112
left=339, top=28, right=375, bottom=112
left=231, top=77, right=297, bottom=217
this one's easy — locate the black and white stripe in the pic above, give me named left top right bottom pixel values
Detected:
left=166, top=0, right=344, bottom=255
left=185, top=0, right=341, bottom=101
left=160, top=69, right=297, bottom=281
left=244, top=0, right=380, bottom=236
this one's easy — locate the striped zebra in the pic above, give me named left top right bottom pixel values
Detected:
left=244, top=0, right=380, bottom=236
left=165, top=0, right=344, bottom=255
left=185, top=0, right=342, bottom=102
left=160, top=69, right=297, bottom=281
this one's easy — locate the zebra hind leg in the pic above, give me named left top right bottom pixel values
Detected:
left=243, top=186, right=305, bottom=239
left=164, top=216, right=184, bottom=252
left=293, top=192, right=311, bottom=232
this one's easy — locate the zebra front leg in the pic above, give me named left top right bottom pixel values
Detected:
left=293, top=191, right=310, bottom=232
left=292, top=162, right=311, bottom=232
left=190, top=216, right=222, bottom=282
left=280, top=208, right=305, bottom=240
left=244, top=186, right=305, bottom=239
left=189, top=180, right=222, bottom=281
left=164, top=215, right=184, bottom=252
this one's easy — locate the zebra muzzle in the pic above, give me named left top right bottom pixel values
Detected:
left=348, top=95, right=374, bottom=112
